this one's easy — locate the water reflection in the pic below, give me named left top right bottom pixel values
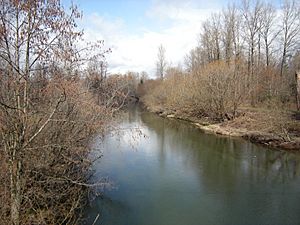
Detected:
left=141, top=110, right=300, bottom=185
left=84, top=106, right=300, bottom=225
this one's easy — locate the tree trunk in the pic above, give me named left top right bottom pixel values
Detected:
left=296, top=71, right=300, bottom=111
left=280, top=44, right=287, bottom=77
left=10, top=158, right=22, bottom=225
left=250, top=40, right=255, bottom=106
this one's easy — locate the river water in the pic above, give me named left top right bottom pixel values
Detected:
left=84, top=107, right=300, bottom=225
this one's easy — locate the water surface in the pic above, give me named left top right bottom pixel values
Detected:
left=84, top=107, right=300, bottom=225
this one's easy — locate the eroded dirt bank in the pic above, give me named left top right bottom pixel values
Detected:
left=144, top=105, right=300, bottom=151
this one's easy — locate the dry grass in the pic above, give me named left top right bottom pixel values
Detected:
left=223, top=106, right=300, bottom=140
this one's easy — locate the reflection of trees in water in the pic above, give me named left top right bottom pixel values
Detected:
left=140, top=111, right=300, bottom=187
left=263, top=151, right=300, bottom=181
left=85, top=195, right=130, bottom=225
left=140, top=111, right=167, bottom=168
left=126, top=105, right=139, bottom=123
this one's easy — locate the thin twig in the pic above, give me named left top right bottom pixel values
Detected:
left=92, top=214, right=100, bottom=225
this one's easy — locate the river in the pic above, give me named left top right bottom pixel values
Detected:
left=84, top=106, right=300, bottom=225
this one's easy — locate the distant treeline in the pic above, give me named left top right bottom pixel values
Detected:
left=142, top=0, right=300, bottom=120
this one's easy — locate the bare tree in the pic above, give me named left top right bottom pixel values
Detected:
left=296, top=70, right=300, bottom=110
left=156, top=44, right=167, bottom=79
left=279, top=0, right=300, bottom=76
left=222, top=4, right=242, bottom=63
left=200, top=20, right=214, bottom=62
left=260, top=3, right=278, bottom=67
left=240, top=0, right=264, bottom=104
left=0, top=1, right=101, bottom=224
left=140, top=71, right=149, bottom=84
left=211, top=13, right=222, bottom=61
left=184, top=47, right=203, bottom=75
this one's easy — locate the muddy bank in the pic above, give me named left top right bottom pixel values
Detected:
left=145, top=106, right=300, bottom=151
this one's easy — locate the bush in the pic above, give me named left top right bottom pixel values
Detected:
left=142, top=61, right=248, bottom=121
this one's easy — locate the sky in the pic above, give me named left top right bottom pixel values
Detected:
left=62, top=0, right=231, bottom=76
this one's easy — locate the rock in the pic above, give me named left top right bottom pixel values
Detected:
left=167, top=114, right=175, bottom=118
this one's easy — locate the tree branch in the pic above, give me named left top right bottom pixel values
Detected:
left=23, top=90, right=66, bottom=148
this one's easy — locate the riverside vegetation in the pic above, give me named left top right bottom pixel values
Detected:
left=0, top=1, right=138, bottom=224
left=139, top=0, right=300, bottom=150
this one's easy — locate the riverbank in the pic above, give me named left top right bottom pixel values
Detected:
left=143, top=105, right=300, bottom=151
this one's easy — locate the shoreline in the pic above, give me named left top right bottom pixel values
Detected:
left=144, top=105, right=300, bottom=151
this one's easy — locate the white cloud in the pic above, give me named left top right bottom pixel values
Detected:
left=146, top=0, right=214, bottom=22
left=81, top=13, right=124, bottom=44
left=80, top=1, right=220, bottom=77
